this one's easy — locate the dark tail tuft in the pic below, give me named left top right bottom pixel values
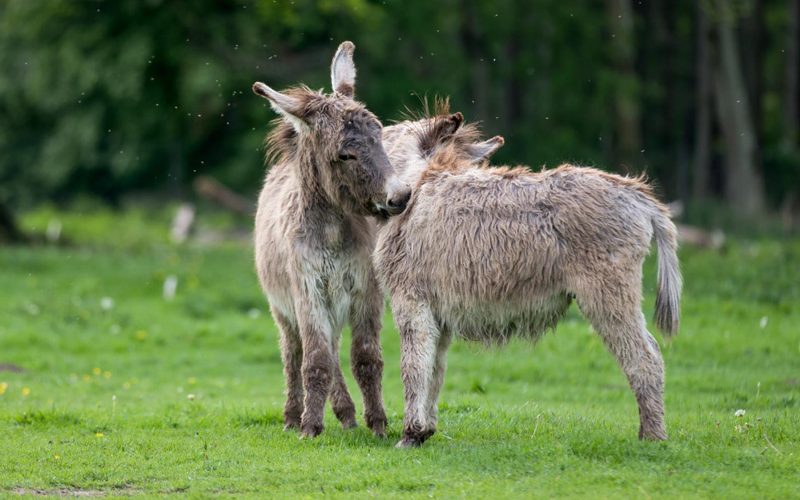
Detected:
left=652, top=212, right=682, bottom=336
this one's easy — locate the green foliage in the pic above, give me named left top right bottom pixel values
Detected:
left=1, top=0, right=798, bottom=217
left=0, top=0, right=378, bottom=207
left=0, top=209, right=798, bottom=496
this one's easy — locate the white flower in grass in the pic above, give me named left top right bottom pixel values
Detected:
left=100, top=297, right=114, bottom=311
left=734, top=409, right=746, bottom=417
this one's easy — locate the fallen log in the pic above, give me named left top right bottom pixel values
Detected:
left=193, top=176, right=254, bottom=216
left=668, top=201, right=725, bottom=249
left=676, top=224, right=725, bottom=250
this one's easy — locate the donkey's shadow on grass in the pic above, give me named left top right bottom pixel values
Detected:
left=233, top=409, right=405, bottom=449
left=231, top=406, right=673, bottom=459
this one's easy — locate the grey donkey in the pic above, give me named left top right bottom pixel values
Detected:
left=252, top=41, right=411, bottom=438
left=377, top=108, right=682, bottom=447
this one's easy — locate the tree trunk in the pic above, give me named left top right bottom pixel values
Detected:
left=169, top=141, right=185, bottom=198
left=0, top=201, right=25, bottom=244
left=607, top=0, right=641, bottom=172
left=785, top=0, right=800, bottom=147
left=660, top=0, right=689, bottom=203
left=461, top=0, right=490, bottom=124
left=503, top=1, right=525, bottom=154
left=693, top=2, right=712, bottom=201
left=711, top=0, right=766, bottom=217
left=741, top=0, right=764, bottom=145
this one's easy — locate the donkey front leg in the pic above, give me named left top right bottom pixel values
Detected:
left=293, top=291, right=335, bottom=438
left=297, top=325, right=334, bottom=438
left=393, top=297, right=439, bottom=448
left=272, top=309, right=304, bottom=431
left=329, top=335, right=358, bottom=429
left=425, top=330, right=453, bottom=431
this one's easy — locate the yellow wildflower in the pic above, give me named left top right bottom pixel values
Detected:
left=0, top=382, right=8, bottom=395
left=92, top=367, right=101, bottom=376
left=21, top=387, right=31, bottom=397
left=103, top=371, right=112, bottom=379
left=187, top=377, right=197, bottom=385
left=135, top=330, right=148, bottom=341
left=95, top=432, right=104, bottom=438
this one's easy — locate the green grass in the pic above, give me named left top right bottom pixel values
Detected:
left=1, top=209, right=798, bottom=498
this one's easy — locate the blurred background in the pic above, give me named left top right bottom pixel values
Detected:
left=0, top=0, right=798, bottom=241
left=1, top=5, right=798, bottom=492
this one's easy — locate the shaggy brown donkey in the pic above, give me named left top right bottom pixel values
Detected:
left=253, top=41, right=410, bottom=438
left=378, top=112, right=681, bottom=447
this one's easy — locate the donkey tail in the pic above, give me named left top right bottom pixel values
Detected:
left=652, top=210, right=682, bottom=337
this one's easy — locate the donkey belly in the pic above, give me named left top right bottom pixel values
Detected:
left=265, top=248, right=370, bottom=338
left=437, top=292, right=571, bottom=344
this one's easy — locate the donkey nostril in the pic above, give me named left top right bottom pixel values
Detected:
left=386, top=188, right=412, bottom=213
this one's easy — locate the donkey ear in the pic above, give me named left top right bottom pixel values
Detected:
left=465, top=135, right=504, bottom=163
left=331, top=41, right=356, bottom=97
left=434, top=112, right=464, bottom=138
left=420, top=112, right=464, bottom=156
left=252, top=82, right=307, bottom=132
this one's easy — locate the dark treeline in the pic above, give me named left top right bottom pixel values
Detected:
left=1, top=0, right=798, bottom=239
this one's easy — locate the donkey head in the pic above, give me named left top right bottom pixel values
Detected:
left=253, top=41, right=410, bottom=217
left=383, top=105, right=504, bottom=184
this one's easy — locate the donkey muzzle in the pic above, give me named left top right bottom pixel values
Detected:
left=379, top=184, right=411, bottom=216
left=385, top=187, right=411, bottom=215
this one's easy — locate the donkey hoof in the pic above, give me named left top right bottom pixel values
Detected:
left=367, top=417, right=387, bottom=438
left=395, top=429, right=433, bottom=448
left=299, top=423, right=324, bottom=438
left=283, top=417, right=301, bottom=432
left=639, top=423, right=668, bottom=441
left=341, top=418, right=358, bottom=430
left=395, top=437, right=422, bottom=448
left=639, top=429, right=668, bottom=441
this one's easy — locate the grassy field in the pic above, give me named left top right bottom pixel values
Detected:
left=1, top=208, right=798, bottom=498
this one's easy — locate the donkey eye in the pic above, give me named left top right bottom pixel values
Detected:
left=338, top=153, right=356, bottom=161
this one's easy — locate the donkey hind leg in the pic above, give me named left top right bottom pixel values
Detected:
left=329, top=334, right=357, bottom=429
left=425, top=330, right=453, bottom=431
left=273, top=309, right=304, bottom=431
left=578, top=282, right=668, bottom=440
left=394, top=298, right=440, bottom=448
left=349, top=284, right=388, bottom=437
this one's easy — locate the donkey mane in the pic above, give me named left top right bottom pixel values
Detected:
left=588, top=167, right=662, bottom=207
left=401, top=103, right=662, bottom=208
left=397, top=97, right=483, bottom=158
left=396, top=95, right=452, bottom=122
left=422, top=134, right=663, bottom=211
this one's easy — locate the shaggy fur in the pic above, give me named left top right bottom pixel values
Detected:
left=253, top=42, right=410, bottom=438
left=377, top=115, right=682, bottom=447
